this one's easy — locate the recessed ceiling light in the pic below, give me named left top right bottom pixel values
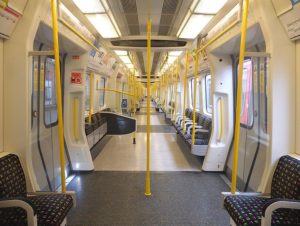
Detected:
left=195, top=0, right=228, bottom=14
left=114, top=50, right=127, bottom=56
left=169, top=51, right=182, bottom=57
left=179, top=14, right=213, bottom=39
left=72, top=0, right=105, bottom=13
left=86, top=14, right=119, bottom=38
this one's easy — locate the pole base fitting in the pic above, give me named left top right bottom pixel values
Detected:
left=133, top=138, right=136, bottom=144
left=144, top=192, right=152, bottom=197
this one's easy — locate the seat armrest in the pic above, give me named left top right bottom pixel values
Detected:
left=0, top=197, right=37, bottom=226
left=262, top=198, right=300, bottom=226
left=195, top=128, right=209, bottom=133
left=187, top=125, right=204, bottom=135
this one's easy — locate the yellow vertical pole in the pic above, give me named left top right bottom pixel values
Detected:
left=165, top=72, right=169, bottom=111
left=133, top=70, right=137, bottom=144
left=231, top=0, right=249, bottom=194
left=192, top=49, right=199, bottom=145
left=51, top=0, right=66, bottom=193
left=173, top=58, right=179, bottom=121
left=182, top=50, right=189, bottom=133
left=88, top=73, right=93, bottom=124
left=145, top=17, right=152, bottom=196
left=73, top=97, right=79, bottom=142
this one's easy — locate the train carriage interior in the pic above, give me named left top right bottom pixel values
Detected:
left=0, top=0, right=300, bottom=225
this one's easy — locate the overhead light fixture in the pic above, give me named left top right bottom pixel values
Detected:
left=169, top=51, right=182, bottom=57
left=120, top=55, right=131, bottom=64
left=195, top=0, right=228, bottom=14
left=179, top=14, right=213, bottom=39
left=72, top=0, right=105, bottom=13
left=86, top=14, right=119, bottom=38
left=126, top=64, right=134, bottom=69
left=114, top=50, right=127, bottom=56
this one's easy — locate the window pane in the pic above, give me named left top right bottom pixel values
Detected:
left=239, top=59, right=253, bottom=127
left=44, top=58, right=58, bottom=127
left=85, top=74, right=90, bottom=111
left=205, top=75, right=212, bottom=114
left=98, top=77, right=105, bottom=106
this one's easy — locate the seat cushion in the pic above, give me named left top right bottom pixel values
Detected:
left=0, top=194, right=73, bottom=226
left=224, top=195, right=300, bottom=226
left=187, top=138, right=209, bottom=145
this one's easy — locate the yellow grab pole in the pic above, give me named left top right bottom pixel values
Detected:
left=173, top=58, right=179, bottom=121
left=73, top=97, right=79, bottom=142
left=51, top=0, right=66, bottom=193
left=96, top=88, right=133, bottom=97
left=231, top=0, right=249, bottom=194
left=192, top=49, right=199, bottom=145
left=145, top=18, right=151, bottom=196
left=88, top=73, right=93, bottom=124
left=165, top=72, right=168, bottom=110
left=133, top=70, right=137, bottom=144
left=182, top=50, right=189, bottom=133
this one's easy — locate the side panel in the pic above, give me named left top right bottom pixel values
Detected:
left=0, top=39, right=3, bottom=152
left=296, top=40, right=300, bottom=155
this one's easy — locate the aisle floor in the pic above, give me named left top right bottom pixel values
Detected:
left=67, top=101, right=230, bottom=226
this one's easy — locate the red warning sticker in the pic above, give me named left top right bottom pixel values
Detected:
left=71, top=72, right=82, bottom=84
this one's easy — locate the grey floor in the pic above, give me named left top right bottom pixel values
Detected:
left=67, top=101, right=230, bottom=225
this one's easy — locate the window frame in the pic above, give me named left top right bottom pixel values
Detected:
left=204, top=74, right=212, bottom=115
left=237, top=58, right=254, bottom=129
left=43, top=57, right=58, bottom=128
left=98, top=77, right=106, bottom=107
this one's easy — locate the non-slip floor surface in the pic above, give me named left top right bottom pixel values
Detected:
left=67, top=171, right=230, bottom=226
left=137, top=125, right=177, bottom=133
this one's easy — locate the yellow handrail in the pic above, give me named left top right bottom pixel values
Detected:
left=218, top=97, right=223, bottom=142
left=145, top=17, right=151, bottom=197
left=51, top=0, right=66, bottom=193
left=88, top=73, right=93, bottom=124
left=197, top=20, right=240, bottom=54
left=192, top=49, right=199, bottom=145
left=96, top=88, right=133, bottom=97
left=231, top=0, right=249, bottom=194
left=182, top=50, right=189, bottom=133
left=73, top=97, right=79, bottom=142
left=173, top=58, right=179, bottom=121
left=60, top=19, right=102, bottom=54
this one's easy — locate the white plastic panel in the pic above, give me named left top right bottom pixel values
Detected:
left=0, top=7, right=21, bottom=38
left=8, top=0, right=28, bottom=14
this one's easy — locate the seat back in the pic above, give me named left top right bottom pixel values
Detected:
left=0, top=154, right=27, bottom=198
left=271, top=155, right=300, bottom=199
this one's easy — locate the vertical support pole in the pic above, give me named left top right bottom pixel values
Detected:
left=133, top=70, right=137, bottom=144
left=182, top=50, right=189, bottom=133
left=51, top=0, right=66, bottom=193
left=145, top=18, right=152, bottom=196
left=192, top=49, right=199, bottom=145
left=173, top=58, right=179, bottom=121
left=88, top=73, right=93, bottom=124
left=231, top=0, right=249, bottom=194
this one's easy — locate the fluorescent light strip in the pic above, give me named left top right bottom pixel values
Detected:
left=120, top=55, right=131, bottom=64
left=72, top=0, right=105, bottom=13
left=195, top=0, right=228, bottom=14
left=179, top=14, right=213, bottom=39
left=87, top=14, right=119, bottom=38
left=169, top=51, right=182, bottom=56
left=115, top=50, right=127, bottom=56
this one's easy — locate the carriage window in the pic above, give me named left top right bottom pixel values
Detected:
left=98, top=77, right=105, bottom=107
left=239, top=59, right=254, bottom=127
left=44, top=57, right=58, bottom=127
left=205, top=75, right=212, bottom=114
left=85, top=74, right=90, bottom=111
left=190, top=78, right=200, bottom=109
